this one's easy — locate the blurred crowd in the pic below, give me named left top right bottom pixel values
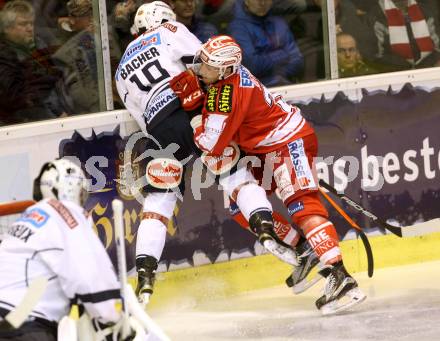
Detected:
left=0, top=0, right=439, bottom=126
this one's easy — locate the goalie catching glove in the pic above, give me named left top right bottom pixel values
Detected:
left=170, top=69, right=205, bottom=111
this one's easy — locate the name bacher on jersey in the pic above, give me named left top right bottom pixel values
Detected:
left=116, top=33, right=162, bottom=81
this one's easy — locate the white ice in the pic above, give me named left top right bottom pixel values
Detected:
left=150, top=260, right=440, bottom=341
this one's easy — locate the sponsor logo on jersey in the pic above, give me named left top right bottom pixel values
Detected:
left=239, top=68, right=254, bottom=88
left=287, top=201, right=304, bottom=216
left=18, top=208, right=49, bottom=228
left=146, top=158, right=183, bottom=189
left=205, top=86, right=219, bottom=112
left=162, top=22, right=177, bottom=32
left=218, top=84, right=233, bottom=113
left=48, top=199, right=78, bottom=229
left=287, top=138, right=316, bottom=190
left=144, top=88, right=176, bottom=124
left=116, top=34, right=161, bottom=80
left=273, top=219, right=291, bottom=240
left=274, top=163, right=295, bottom=202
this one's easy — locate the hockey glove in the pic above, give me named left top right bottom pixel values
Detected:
left=170, top=69, right=205, bottom=111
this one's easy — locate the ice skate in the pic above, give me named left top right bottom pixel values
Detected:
left=315, top=261, right=366, bottom=315
left=135, top=255, right=158, bottom=307
left=285, top=239, right=323, bottom=294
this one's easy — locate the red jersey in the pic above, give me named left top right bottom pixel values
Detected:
left=194, top=66, right=314, bottom=156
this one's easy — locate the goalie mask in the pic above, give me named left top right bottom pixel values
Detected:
left=134, top=1, right=176, bottom=34
left=33, top=159, right=88, bottom=206
left=196, top=35, right=242, bottom=80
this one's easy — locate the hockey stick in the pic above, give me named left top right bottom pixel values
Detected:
left=112, top=199, right=130, bottom=339
left=318, top=180, right=403, bottom=237
left=5, top=277, right=48, bottom=328
left=319, top=188, right=374, bottom=277
left=126, top=285, right=170, bottom=341
left=0, top=200, right=35, bottom=215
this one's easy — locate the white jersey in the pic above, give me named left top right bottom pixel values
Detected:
left=0, top=199, right=121, bottom=324
left=115, top=21, right=202, bottom=132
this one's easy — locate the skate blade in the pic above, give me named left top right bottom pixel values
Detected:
left=320, top=288, right=366, bottom=316
left=293, top=273, right=324, bottom=294
left=263, top=239, right=299, bottom=266
left=138, top=292, right=151, bottom=308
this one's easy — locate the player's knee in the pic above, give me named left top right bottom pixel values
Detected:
left=297, top=215, right=328, bottom=232
left=146, top=158, right=183, bottom=191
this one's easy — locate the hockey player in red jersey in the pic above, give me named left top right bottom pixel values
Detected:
left=170, top=35, right=366, bottom=315
left=117, top=2, right=321, bottom=306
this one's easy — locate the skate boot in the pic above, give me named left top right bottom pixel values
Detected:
left=285, top=238, right=322, bottom=294
left=250, top=210, right=299, bottom=266
left=135, top=255, right=158, bottom=306
left=315, top=261, right=366, bottom=315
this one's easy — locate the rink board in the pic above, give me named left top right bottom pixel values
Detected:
left=147, top=231, right=440, bottom=310
left=1, top=67, right=440, bottom=273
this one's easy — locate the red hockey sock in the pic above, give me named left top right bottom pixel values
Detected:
left=304, top=221, right=342, bottom=265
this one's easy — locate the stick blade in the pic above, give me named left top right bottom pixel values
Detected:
left=381, top=222, right=403, bottom=237
left=5, top=277, right=48, bottom=328
left=359, top=231, right=374, bottom=277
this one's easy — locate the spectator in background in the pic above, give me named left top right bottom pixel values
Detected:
left=367, top=0, right=440, bottom=72
left=0, top=0, right=68, bottom=125
left=202, top=0, right=307, bottom=16
left=52, top=0, right=98, bottom=115
left=313, top=0, right=377, bottom=62
left=228, top=0, right=304, bottom=87
left=53, top=0, right=121, bottom=115
left=112, top=0, right=138, bottom=48
left=337, top=33, right=376, bottom=77
left=171, top=0, right=217, bottom=42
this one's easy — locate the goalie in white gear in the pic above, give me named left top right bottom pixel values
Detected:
left=0, top=159, right=129, bottom=340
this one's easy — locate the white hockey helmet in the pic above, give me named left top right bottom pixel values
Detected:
left=33, top=159, right=88, bottom=206
left=134, top=1, right=176, bottom=34
left=197, top=35, right=242, bottom=79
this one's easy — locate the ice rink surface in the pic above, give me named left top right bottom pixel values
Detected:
left=152, top=260, right=440, bottom=341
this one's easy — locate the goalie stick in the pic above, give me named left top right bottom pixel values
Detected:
left=5, top=277, right=48, bottom=328
left=319, top=188, right=374, bottom=278
left=318, top=180, right=403, bottom=237
left=112, top=199, right=170, bottom=341
left=112, top=199, right=131, bottom=339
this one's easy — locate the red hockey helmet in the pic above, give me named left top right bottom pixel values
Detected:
left=197, top=35, right=242, bottom=79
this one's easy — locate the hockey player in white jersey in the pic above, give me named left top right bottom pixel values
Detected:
left=115, top=0, right=205, bottom=306
left=0, top=159, right=129, bottom=341
left=116, top=1, right=319, bottom=306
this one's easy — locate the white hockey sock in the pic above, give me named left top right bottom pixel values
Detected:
left=136, top=219, right=167, bottom=261
left=236, top=183, right=272, bottom=220
left=136, top=192, right=177, bottom=260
